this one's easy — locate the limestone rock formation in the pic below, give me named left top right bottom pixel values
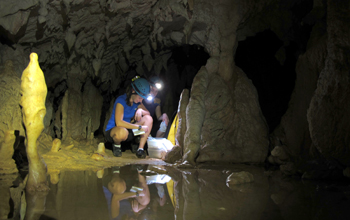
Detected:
left=307, top=1, right=350, bottom=167
left=0, top=60, right=24, bottom=143
left=0, top=130, right=18, bottom=174
left=20, top=52, right=49, bottom=192
left=270, top=0, right=350, bottom=178
left=183, top=66, right=209, bottom=165
left=176, top=89, right=189, bottom=149
left=226, top=171, right=255, bottom=186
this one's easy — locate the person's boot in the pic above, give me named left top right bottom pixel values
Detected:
left=131, top=136, right=141, bottom=153
left=131, top=144, right=138, bottom=153
left=113, top=145, right=122, bottom=157
left=134, top=136, right=141, bottom=144
left=112, top=166, right=121, bottom=173
left=136, top=149, right=146, bottom=159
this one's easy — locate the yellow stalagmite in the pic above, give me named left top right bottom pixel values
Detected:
left=20, top=52, right=49, bottom=192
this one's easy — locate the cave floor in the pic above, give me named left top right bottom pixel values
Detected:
left=36, top=137, right=168, bottom=175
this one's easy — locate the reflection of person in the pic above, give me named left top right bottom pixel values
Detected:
left=103, top=166, right=150, bottom=220
left=154, top=183, right=167, bottom=206
left=139, top=76, right=169, bottom=138
left=104, top=77, right=153, bottom=158
left=146, top=183, right=171, bottom=220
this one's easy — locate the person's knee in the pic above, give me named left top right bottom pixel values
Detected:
left=111, top=127, right=128, bottom=142
left=143, top=115, right=153, bottom=124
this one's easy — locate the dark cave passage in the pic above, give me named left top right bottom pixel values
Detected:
left=164, top=44, right=210, bottom=116
left=235, top=30, right=297, bottom=132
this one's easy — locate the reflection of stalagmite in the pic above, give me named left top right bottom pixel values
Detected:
left=182, top=171, right=202, bottom=219
left=24, top=191, right=47, bottom=220
left=50, top=171, right=60, bottom=184
left=20, top=52, right=49, bottom=192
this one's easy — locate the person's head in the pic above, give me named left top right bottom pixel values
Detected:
left=148, top=76, right=163, bottom=98
left=126, top=77, right=150, bottom=106
left=108, top=176, right=126, bottom=194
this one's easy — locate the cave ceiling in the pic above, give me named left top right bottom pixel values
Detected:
left=1, top=0, right=201, bottom=93
left=0, top=0, right=313, bottom=95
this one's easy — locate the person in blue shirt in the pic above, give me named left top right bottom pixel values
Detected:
left=102, top=165, right=150, bottom=220
left=105, top=77, right=153, bottom=158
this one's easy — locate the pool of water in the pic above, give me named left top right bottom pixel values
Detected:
left=2, top=164, right=350, bottom=220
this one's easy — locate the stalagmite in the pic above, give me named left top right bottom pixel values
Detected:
left=20, top=52, right=49, bottom=192
left=97, top=142, right=106, bottom=154
left=183, top=67, right=209, bottom=165
left=91, top=142, right=107, bottom=161
left=176, top=89, right=189, bottom=148
left=51, top=138, right=61, bottom=152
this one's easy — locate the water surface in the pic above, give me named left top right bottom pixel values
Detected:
left=3, top=164, right=350, bottom=220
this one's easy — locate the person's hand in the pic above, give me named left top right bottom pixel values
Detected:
left=135, top=109, right=143, bottom=122
left=131, top=199, right=139, bottom=212
left=162, top=113, right=169, bottom=126
left=141, top=125, right=149, bottom=133
left=136, top=190, right=145, bottom=197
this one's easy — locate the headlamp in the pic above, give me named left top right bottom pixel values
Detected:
left=146, top=94, right=153, bottom=101
left=155, top=82, right=162, bottom=90
left=132, top=76, right=140, bottom=82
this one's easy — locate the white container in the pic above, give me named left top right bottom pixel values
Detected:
left=147, top=137, right=174, bottom=159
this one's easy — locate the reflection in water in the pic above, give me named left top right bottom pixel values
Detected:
left=24, top=190, right=48, bottom=220
left=102, top=165, right=173, bottom=220
left=2, top=164, right=349, bottom=219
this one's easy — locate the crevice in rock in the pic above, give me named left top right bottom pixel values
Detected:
left=235, top=30, right=298, bottom=132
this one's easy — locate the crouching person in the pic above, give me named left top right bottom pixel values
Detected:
left=104, top=77, right=153, bottom=158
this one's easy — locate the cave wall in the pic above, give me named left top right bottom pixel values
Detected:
left=268, top=0, right=350, bottom=176
left=271, top=16, right=327, bottom=159
left=307, top=0, right=350, bottom=167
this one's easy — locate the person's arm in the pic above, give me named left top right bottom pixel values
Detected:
left=110, top=195, right=121, bottom=218
left=155, top=105, right=162, bottom=120
left=135, top=173, right=150, bottom=206
left=114, top=103, right=148, bottom=132
left=110, top=191, right=143, bottom=218
left=155, top=106, right=169, bottom=125
left=153, top=98, right=169, bottom=124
